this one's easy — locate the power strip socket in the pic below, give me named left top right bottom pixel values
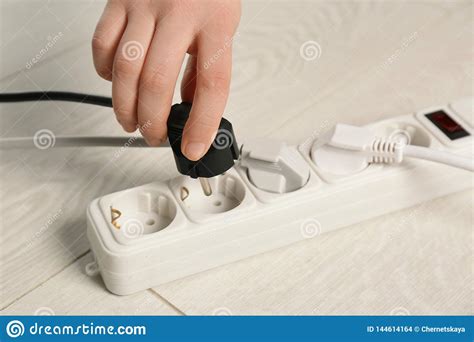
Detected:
left=87, top=98, right=473, bottom=295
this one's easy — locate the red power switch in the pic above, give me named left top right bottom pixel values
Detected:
left=425, top=110, right=469, bottom=140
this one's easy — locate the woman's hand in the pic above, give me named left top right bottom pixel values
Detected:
left=92, top=0, right=241, bottom=160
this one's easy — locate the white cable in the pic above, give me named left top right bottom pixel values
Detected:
left=0, top=136, right=170, bottom=149
left=322, top=124, right=474, bottom=172
left=402, top=145, right=473, bottom=172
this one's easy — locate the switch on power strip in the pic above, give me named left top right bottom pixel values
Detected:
left=87, top=97, right=473, bottom=295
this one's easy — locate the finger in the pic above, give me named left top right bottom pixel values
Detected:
left=182, top=36, right=232, bottom=161
left=112, top=14, right=155, bottom=132
left=92, top=1, right=127, bottom=81
left=137, top=21, right=192, bottom=146
left=180, top=55, right=197, bottom=103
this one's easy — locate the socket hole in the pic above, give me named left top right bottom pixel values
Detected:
left=107, top=191, right=178, bottom=239
left=172, top=174, right=247, bottom=215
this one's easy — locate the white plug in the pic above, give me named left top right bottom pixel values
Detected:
left=313, top=124, right=473, bottom=172
left=311, top=124, right=384, bottom=176
left=239, top=138, right=310, bottom=193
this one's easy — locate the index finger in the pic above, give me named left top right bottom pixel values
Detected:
left=181, top=35, right=232, bottom=161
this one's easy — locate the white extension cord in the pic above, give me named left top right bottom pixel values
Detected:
left=86, top=109, right=474, bottom=295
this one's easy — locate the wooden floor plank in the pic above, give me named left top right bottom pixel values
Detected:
left=2, top=253, right=181, bottom=315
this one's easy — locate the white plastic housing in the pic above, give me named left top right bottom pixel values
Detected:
left=87, top=98, right=474, bottom=295
left=240, top=138, right=310, bottom=193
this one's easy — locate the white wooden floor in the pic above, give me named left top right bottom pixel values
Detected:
left=0, top=0, right=472, bottom=315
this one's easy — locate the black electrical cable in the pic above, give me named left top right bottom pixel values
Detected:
left=0, top=91, right=113, bottom=107
left=0, top=91, right=137, bottom=149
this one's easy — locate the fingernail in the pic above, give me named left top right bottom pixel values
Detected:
left=123, top=125, right=137, bottom=133
left=145, top=137, right=163, bottom=147
left=184, top=142, right=206, bottom=161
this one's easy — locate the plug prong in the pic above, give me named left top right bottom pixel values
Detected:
left=198, top=177, right=212, bottom=196
left=180, top=187, right=189, bottom=201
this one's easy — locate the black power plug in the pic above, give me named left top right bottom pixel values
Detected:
left=167, top=102, right=239, bottom=194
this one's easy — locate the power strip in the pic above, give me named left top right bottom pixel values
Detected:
left=87, top=98, right=473, bottom=295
